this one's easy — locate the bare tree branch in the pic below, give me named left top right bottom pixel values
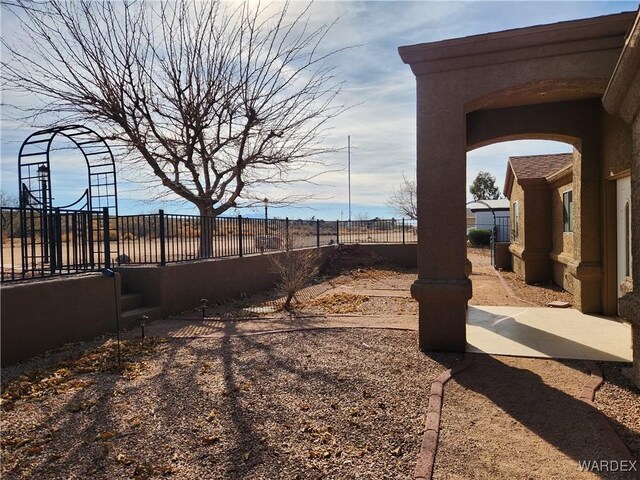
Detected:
left=386, top=174, right=417, bottom=220
left=2, top=0, right=348, bottom=223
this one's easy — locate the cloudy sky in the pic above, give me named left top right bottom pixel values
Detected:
left=1, top=1, right=636, bottom=220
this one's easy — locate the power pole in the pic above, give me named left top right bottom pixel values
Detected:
left=348, top=135, right=351, bottom=222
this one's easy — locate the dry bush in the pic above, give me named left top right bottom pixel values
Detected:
left=270, top=238, right=320, bottom=311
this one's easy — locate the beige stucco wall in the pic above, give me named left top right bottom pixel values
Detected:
left=550, top=176, right=575, bottom=292
left=508, top=181, right=526, bottom=279
left=509, top=180, right=553, bottom=284
left=601, top=111, right=633, bottom=178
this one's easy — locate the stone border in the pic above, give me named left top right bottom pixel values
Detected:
left=580, top=361, right=636, bottom=462
left=414, top=353, right=474, bottom=480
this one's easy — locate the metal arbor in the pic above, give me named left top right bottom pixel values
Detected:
left=18, top=125, right=118, bottom=214
left=17, top=125, right=119, bottom=274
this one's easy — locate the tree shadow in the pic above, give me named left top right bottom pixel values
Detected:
left=449, top=354, right=638, bottom=477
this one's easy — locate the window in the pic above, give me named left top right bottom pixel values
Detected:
left=512, top=201, right=519, bottom=241
left=563, top=190, right=573, bottom=232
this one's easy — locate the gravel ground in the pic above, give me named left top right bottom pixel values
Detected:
left=1, top=330, right=460, bottom=479
left=467, top=247, right=574, bottom=307
left=3, top=248, right=636, bottom=479
left=433, top=355, right=637, bottom=480
left=595, top=362, right=640, bottom=460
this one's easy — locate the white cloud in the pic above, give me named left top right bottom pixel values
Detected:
left=1, top=0, right=636, bottom=218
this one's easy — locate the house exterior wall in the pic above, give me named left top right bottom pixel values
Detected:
left=509, top=180, right=553, bottom=284
left=523, top=183, right=553, bottom=283
left=602, top=8, right=639, bottom=385
left=602, top=112, right=633, bottom=177
left=550, top=176, right=575, bottom=293
left=508, top=182, right=526, bottom=279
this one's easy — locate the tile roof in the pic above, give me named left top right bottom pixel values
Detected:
left=508, top=153, right=573, bottom=180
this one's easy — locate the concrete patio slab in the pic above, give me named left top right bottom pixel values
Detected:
left=467, top=306, right=633, bottom=362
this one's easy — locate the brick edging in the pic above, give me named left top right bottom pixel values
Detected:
left=414, top=353, right=474, bottom=480
left=580, top=361, right=636, bottom=462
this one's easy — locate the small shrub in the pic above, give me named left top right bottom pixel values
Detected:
left=270, top=236, right=319, bottom=310
left=468, top=228, right=492, bottom=246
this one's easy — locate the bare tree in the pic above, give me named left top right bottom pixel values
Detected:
left=2, top=0, right=346, bottom=254
left=386, top=175, right=416, bottom=220
left=270, top=236, right=319, bottom=311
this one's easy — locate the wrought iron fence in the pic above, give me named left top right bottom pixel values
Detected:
left=1, top=207, right=417, bottom=282
left=1, top=206, right=113, bottom=282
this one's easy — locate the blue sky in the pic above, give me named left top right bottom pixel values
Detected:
left=1, top=1, right=636, bottom=220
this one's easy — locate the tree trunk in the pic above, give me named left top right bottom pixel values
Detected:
left=197, top=203, right=215, bottom=258
left=284, top=292, right=294, bottom=311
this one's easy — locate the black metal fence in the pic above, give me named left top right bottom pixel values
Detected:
left=470, top=216, right=510, bottom=243
left=1, top=207, right=417, bottom=282
left=1, top=206, right=113, bottom=282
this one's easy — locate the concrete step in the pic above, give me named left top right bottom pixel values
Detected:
left=121, top=293, right=144, bottom=312
left=120, top=306, right=162, bottom=330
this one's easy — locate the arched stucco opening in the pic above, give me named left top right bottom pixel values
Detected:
left=466, top=138, right=576, bottom=306
left=399, top=11, right=633, bottom=352
left=465, top=97, right=606, bottom=315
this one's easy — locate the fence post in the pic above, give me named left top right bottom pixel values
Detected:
left=316, top=219, right=320, bottom=248
left=48, top=208, right=59, bottom=273
left=238, top=215, right=243, bottom=257
left=159, top=209, right=166, bottom=266
left=336, top=220, right=340, bottom=244
left=402, top=218, right=405, bottom=244
left=285, top=217, right=289, bottom=249
left=54, top=208, right=63, bottom=272
left=102, top=207, right=110, bottom=270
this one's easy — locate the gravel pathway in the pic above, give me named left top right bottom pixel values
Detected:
left=433, top=355, right=638, bottom=479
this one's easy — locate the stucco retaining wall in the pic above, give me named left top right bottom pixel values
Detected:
left=1, top=273, right=122, bottom=365
left=362, top=243, right=418, bottom=268
left=1, top=243, right=417, bottom=365
left=116, top=246, right=336, bottom=318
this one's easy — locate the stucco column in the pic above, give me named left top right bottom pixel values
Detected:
left=410, top=78, right=471, bottom=352
left=569, top=138, right=603, bottom=313
left=619, top=116, right=640, bottom=387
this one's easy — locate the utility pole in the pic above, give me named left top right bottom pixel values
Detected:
left=348, top=135, right=351, bottom=223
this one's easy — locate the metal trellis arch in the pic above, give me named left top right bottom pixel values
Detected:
left=18, top=125, right=118, bottom=215
left=17, top=125, right=118, bottom=274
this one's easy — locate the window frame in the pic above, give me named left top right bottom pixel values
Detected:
left=562, top=190, right=573, bottom=233
left=512, top=201, right=519, bottom=241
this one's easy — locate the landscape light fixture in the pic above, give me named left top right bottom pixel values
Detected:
left=139, top=315, right=149, bottom=345
left=200, top=298, right=209, bottom=320
left=263, top=198, right=269, bottom=236
left=101, top=267, right=121, bottom=369
left=37, top=164, right=50, bottom=260
left=37, top=164, right=50, bottom=211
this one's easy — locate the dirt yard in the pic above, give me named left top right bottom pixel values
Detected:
left=1, top=331, right=459, bottom=480
left=1, top=247, right=637, bottom=479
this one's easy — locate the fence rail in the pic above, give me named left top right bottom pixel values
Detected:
left=1, top=207, right=417, bottom=282
left=1, top=206, right=113, bottom=282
